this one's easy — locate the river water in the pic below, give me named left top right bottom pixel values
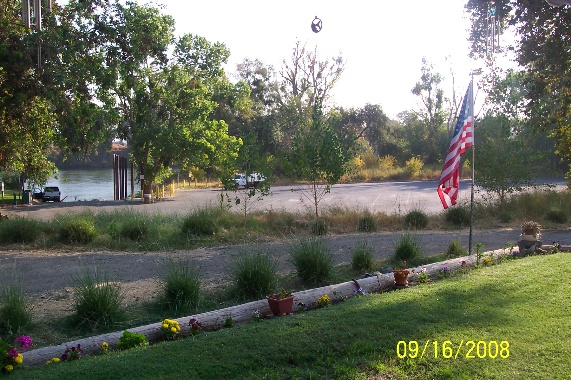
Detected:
left=47, top=169, right=117, bottom=201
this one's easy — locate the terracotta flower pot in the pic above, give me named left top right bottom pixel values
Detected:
left=393, top=270, right=409, bottom=287
left=266, top=295, right=294, bottom=316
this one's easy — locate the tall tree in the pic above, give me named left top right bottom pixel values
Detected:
left=411, top=57, right=448, bottom=164
left=466, top=0, right=571, bottom=177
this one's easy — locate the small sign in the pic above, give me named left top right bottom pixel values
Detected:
left=140, top=175, right=144, bottom=180
left=311, top=16, right=322, bottom=33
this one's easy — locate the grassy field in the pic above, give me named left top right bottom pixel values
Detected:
left=15, top=253, right=571, bottom=380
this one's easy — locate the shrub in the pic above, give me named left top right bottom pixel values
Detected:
left=119, top=219, right=149, bottom=242
left=379, top=155, right=397, bottom=170
left=446, top=240, right=467, bottom=258
left=404, top=209, right=429, bottom=229
left=351, top=242, right=374, bottom=272
left=545, top=208, right=568, bottom=224
left=393, top=233, right=422, bottom=261
left=161, top=260, right=201, bottom=312
left=357, top=214, right=377, bottom=233
left=290, top=239, right=333, bottom=286
left=444, top=206, right=471, bottom=227
left=232, top=252, right=277, bottom=300
left=118, top=331, right=148, bottom=349
left=181, top=209, right=218, bottom=236
left=0, top=217, right=42, bottom=244
left=310, top=219, right=329, bottom=236
left=72, top=270, right=124, bottom=329
left=0, top=285, right=32, bottom=334
left=404, top=157, right=424, bottom=177
left=498, top=211, right=512, bottom=223
left=58, top=218, right=97, bottom=244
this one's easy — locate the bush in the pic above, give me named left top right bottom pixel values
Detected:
left=0, top=217, right=41, bottom=244
left=161, top=260, right=201, bottom=312
left=393, top=233, right=422, bottom=261
left=119, top=219, right=150, bottom=242
left=310, top=219, right=329, bottom=236
left=232, top=252, right=277, bottom=300
left=444, top=206, right=471, bottom=227
left=58, top=218, right=97, bottom=244
left=545, top=208, right=568, bottom=224
left=404, top=157, right=424, bottom=177
left=351, top=242, right=374, bottom=272
left=181, top=209, right=218, bottom=236
left=404, top=209, right=429, bottom=229
left=0, top=284, right=32, bottom=334
left=72, top=270, right=124, bottom=329
left=446, top=240, right=467, bottom=258
left=498, top=211, right=512, bottom=223
left=118, top=330, right=148, bottom=349
left=357, top=214, right=377, bottom=233
left=290, top=239, right=333, bottom=286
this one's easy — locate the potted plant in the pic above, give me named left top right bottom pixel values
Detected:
left=266, top=289, right=294, bottom=316
left=521, top=221, right=541, bottom=240
left=393, top=261, right=410, bottom=288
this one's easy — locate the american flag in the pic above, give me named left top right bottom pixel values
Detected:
left=437, top=81, right=474, bottom=209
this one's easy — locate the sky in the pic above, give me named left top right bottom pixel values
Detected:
left=160, top=0, right=485, bottom=119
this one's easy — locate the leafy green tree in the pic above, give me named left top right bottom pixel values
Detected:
left=466, top=0, right=571, bottom=177
left=411, top=58, right=449, bottom=164
left=286, top=100, right=352, bottom=218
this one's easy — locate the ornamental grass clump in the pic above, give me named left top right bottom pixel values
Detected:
left=444, top=206, right=471, bottom=227
left=232, top=252, right=278, bottom=300
left=181, top=209, right=219, bottom=236
left=290, top=239, right=333, bottom=286
left=71, top=270, right=125, bottom=329
left=446, top=239, right=467, bottom=258
left=393, top=232, right=422, bottom=261
left=0, top=217, right=41, bottom=244
left=57, top=217, right=97, bottom=244
left=160, top=260, right=201, bottom=312
left=404, top=209, right=429, bottom=229
left=0, top=284, right=32, bottom=334
left=351, top=242, right=374, bottom=272
left=357, top=214, right=377, bottom=232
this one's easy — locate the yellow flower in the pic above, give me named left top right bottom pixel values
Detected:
left=52, top=358, right=60, bottom=363
left=46, top=360, right=52, bottom=365
left=15, top=354, right=23, bottom=365
left=170, top=327, right=177, bottom=333
left=162, top=323, right=168, bottom=329
left=4, top=365, right=13, bottom=372
left=101, top=342, right=109, bottom=350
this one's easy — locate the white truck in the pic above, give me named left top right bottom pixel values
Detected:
left=226, top=173, right=266, bottom=189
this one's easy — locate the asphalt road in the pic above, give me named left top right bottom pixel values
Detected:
left=7, top=178, right=567, bottom=220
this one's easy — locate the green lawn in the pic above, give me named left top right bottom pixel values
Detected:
left=16, top=253, right=571, bottom=379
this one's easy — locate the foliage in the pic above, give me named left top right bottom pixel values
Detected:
left=393, top=233, right=422, bottom=261
left=267, top=289, right=292, bottom=300
left=445, top=240, right=468, bottom=258
left=160, top=260, right=201, bottom=312
left=310, top=219, right=329, bottom=236
left=0, top=285, right=32, bottom=335
left=161, top=319, right=181, bottom=340
left=59, top=344, right=83, bottom=362
left=290, top=239, right=334, bottom=286
left=474, top=113, right=540, bottom=206
left=118, top=331, right=148, bottom=349
left=1, top=336, right=29, bottom=374
left=188, top=318, right=203, bottom=336
left=351, top=242, right=374, bottom=272
left=444, top=206, right=471, bottom=227
left=181, top=209, right=219, bottom=236
left=545, top=208, right=568, bottom=224
left=466, top=1, right=571, bottom=177
left=57, top=217, right=97, bottom=244
left=71, top=270, right=124, bottom=329
left=0, top=217, right=41, bottom=244
left=404, top=209, right=429, bottom=229
left=118, top=216, right=150, bottom=242
left=317, top=294, right=330, bottom=308
left=286, top=100, right=353, bottom=218
left=232, top=252, right=278, bottom=300
left=357, top=214, right=377, bottom=232
left=404, top=157, right=424, bottom=177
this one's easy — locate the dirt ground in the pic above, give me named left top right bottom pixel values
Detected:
left=2, top=196, right=571, bottom=322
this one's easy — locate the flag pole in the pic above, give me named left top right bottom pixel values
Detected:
left=468, top=76, right=475, bottom=256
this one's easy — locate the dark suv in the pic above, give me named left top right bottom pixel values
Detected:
left=42, top=186, right=61, bottom=202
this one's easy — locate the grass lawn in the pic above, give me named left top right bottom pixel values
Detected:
left=16, top=253, right=571, bottom=379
